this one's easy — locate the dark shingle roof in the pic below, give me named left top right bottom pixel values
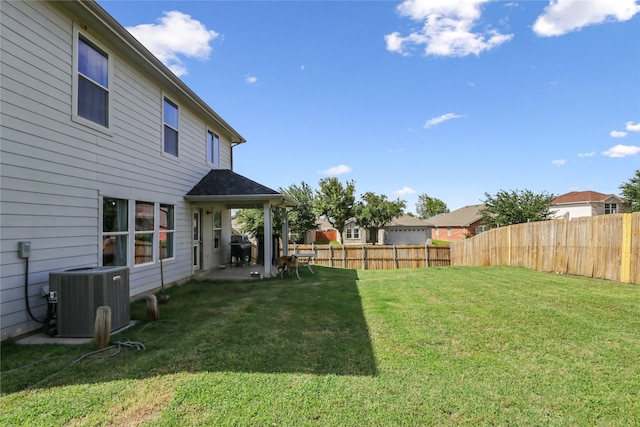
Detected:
left=187, top=169, right=279, bottom=197
left=185, top=169, right=297, bottom=208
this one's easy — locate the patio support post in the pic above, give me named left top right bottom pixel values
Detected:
left=263, top=203, right=273, bottom=277
left=282, top=208, right=289, bottom=256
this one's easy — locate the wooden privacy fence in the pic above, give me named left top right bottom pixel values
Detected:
left=450, top=212, right=640, bottom=284
left=284, top=244, right=450, bottom=270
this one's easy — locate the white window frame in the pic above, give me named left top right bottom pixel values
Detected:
left=207, top=130, right=219, bottom=166
left=163, top=96, right=179, bottom=157
left=101, top=197, right=128, bottom=267
left=100, top=198, right=176, bottom=268
left=134, top=201, right=155, bottom=266
left=213, top=210, right=222, bottom=250
left=72, top=26, right=113, bottom=133
left=604, top=203, right=617, bottom=214
left=160, top=204, right=175, bottom=260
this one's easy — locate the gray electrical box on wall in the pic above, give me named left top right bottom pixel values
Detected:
left=18, top=241, right=31, bottom=258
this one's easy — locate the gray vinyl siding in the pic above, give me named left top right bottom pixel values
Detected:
left=0, top=1, right=236, bottom=339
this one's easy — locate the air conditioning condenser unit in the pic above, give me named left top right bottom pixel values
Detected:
left=49, top=266, right=130, bottom=337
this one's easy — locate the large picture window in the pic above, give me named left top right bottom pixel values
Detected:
left=76, top=35, right=109, bottom=127
left=102, top=198, right=128, bottom=266
left=164, top=97, right=179, bottom=156
left=102, top=199, right=176, bottom=266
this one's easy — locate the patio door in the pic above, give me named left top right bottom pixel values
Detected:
left=193, top=210, right=202, bottom=270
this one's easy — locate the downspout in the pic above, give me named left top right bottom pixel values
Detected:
left=230, top=141, right=243, bottom=170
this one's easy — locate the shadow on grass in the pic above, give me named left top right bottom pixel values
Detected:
left=1, top=266, right=377, bottom=392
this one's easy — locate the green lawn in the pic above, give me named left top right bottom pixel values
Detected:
left=1, top=266, right=639, bottom=426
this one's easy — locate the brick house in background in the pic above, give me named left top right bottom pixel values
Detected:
left=551, top=191, right=630, bottom=219
left=428, top=204, right=489, bottom=242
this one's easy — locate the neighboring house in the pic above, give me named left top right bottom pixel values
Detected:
left=0, top=0, right=294, bottom=340
left=551, top=191, right=630, bottom=219
left=428, top=204, right=489, bottom=242
left=313, top=215, right=432, bottom=245
left=381, top=215, right=432, bottom=245
left=342, top=218, right=367, bottom=244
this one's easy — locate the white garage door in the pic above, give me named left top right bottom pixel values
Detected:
left=386, top=229, right=428, bottom=245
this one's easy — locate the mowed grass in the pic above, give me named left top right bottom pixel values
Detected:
left=1, top=266, right=639, bottom=426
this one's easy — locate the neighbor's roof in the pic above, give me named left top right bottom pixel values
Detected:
left=427, top=204, right=485, bottom=227
left=552, top=191, right=616, bottom=205
left=387, top=214, right=432, bottom=227
left=185, top=169, right=297, bottom=208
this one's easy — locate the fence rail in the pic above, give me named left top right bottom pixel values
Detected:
left=450, top=212, right=640, bottom=284
left=284, top=244, right=450, bottom=270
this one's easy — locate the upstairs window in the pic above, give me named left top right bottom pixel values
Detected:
left=605, top=203, right=617, bottom=214
left=207, top=130, right=219, bottom=166
left=76, top=35, right=109, bottom=127
left=163, top=98, right=179, bottom=156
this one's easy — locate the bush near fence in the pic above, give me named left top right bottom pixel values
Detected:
left=285, top=244, right=450, bottom=270
left=450, top=212, right=640, bottom=285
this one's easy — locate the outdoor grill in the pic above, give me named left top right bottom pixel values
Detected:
left=230, top=234, right=252, bottom=266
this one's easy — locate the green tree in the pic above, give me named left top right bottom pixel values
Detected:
left=480, top=189, right=556, bottom=227
left=354, top=192, right=406, bottom=244
left=235, top=208, right=284, bottom=238
left=315, top=178, right=356, bottom=242
left=279, top=181, right=318, bottom=242
left=619, top=169, right=640, bottom=212
left=415, top=194, right=449, bottom=219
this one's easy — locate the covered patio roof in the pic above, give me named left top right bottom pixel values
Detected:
left=184, top=169, right=297, bottom=209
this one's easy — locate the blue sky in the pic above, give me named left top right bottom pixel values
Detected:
left=98, top=0, right=640, bottom=212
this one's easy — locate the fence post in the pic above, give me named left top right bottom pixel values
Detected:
left=362, top=244, right=366, bottom=270
left=329, top=244, right=333, bottom=267
left=425, top=243, right=429, bottom=267
left=621, top=213, right=632, bottom=283
left=393, top=245, right=398, bottom=269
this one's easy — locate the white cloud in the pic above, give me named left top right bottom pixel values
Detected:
left=424, top=113, right=464, bottom=128
left=601, top=144, right=640, bottom=158
left=126, top=11, right=220, bottom=77
left=393, top=186, right=417, bottom=196
left=610, top=130, right=628, bottom=138
left=552, top=159, right=566, bottom=166
left=626, top=121, right=640, bottom=132
left=318, top=164, right=352, bottom=176
left=578, top=151, right=596, bottom=158
left=385, top=0, right=513, bottom=57
left=245, top=75, right=258, bottom=85
left=533, top=0, right=640, bottom=37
